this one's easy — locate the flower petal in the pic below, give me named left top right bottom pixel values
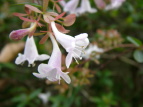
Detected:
left=38, top=64, right=54, bottom=74
left=46, top=68, right=58, bottom=81
left=15, top=53, right=26, bottom=64
left=66, top=52, right=73, bottom=68
left=36, top=54, right=50, bottom=61
left=64, top=0, right=79, bottom=13
left=76, top=0, right=97, bottom=15
left=61, top=72, right=71, bottom=84
left=75, top=33, right=89, bottom=48
left=33, top=72, right=47, bottom=78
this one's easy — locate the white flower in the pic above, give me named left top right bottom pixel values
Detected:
left=51, top=21, right=89, bottom=68
left=38, top=92, right=51, bottom=104
left=33, top=33, right=71, bottom=84
left=105, top=0, right=125, bottom=10
left=76, top=0, right=97, bottom=15
left=15, top=36, right=50, bottom=67
left=64, top=0, right=79, bottom=15
left=82, top=44, right=104, bottom=59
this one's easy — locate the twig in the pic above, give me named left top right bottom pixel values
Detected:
left=104, top=44, right=137, bottom=52
left=99, top=48, right=135, bottom=69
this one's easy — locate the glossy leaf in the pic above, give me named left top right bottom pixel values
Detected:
left=133, top=50, right=143, bottom=63
left=127, top=36, right=142, bottom=47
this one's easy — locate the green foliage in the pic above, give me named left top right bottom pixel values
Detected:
left=133, top=50, right=143, bottom=63
left=11, top=89, right=41, bottom=107
left=127, top=36, right=142, bottom=47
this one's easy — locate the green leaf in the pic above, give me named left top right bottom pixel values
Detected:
left=28, top=89, right=41, bottom=100
left=133, top=50, right=143, bottom=63
left=12, top=3, right=42, bottom=8
left=127, top=36, right=142, bottom=47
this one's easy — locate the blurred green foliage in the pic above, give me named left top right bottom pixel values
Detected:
left=1, top=0, right=143, bottom=107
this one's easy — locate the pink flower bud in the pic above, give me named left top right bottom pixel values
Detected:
left=9, top=29, right=29, bottom=40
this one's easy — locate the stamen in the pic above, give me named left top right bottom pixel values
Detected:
left=73, top=51, right=82, bottom=60
left=73, top=56, right=79, bottom=64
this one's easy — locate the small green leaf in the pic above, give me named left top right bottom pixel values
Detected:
left=29, top=89, right=41, bottom=100
left=127, top=36, right=142, bottom=47
left=12, top=3, right=42, bottom=8
left=133, top=50, right=143, bottom=63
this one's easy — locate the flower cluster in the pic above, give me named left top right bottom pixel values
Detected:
left=59, top=0, right=126, bottom=16
left=9, top=1, right=89, bottom=84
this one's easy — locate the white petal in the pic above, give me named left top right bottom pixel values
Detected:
left=61, top=72, right=71, bottom=84
left=75, top=33, right=88, bottom=39
left=36, top=54, right=50, bottom=61
left=46, top=68, right=58, bottom=81
left=76, top=0, right=97, bottom=14
left=51, top=22, right=75, bottom=52
left=24, top=36, right=39, bottom=60
left=38, top=64, right=53, bottom=74
left=15, top=53, right=26, bottom=65
left=64, top=0, right=79, bottom=13
left=66, top=52, right=73, bottom=68
left=75, top=33, right=89, bottom=48
left=33, top=73, right=47, bottom=78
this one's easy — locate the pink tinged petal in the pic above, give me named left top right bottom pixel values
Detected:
left=94, top=0, right=106, bottom=9
left=66, top=52, right=73, bottom=68
left=9, top=29, right=29, bottom=40
left=60, top=72, right=71, bottom=84
left=36, top=54, right=50, bottom=61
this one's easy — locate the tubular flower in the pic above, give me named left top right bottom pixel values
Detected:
left=105, top=0, right=125, bottom=10
left=33, top=33, right=71, bottom=84
left=51, top=21, right=89, bottom=68
left=9, top=23, right=37, bottom=40
left=76, top=0, right=97, bottom=15
left=64, top=0, right=79, bottom=14
left=82, top=44, right=104, bottom=59
left=15, top=36, right=50, bottom=67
